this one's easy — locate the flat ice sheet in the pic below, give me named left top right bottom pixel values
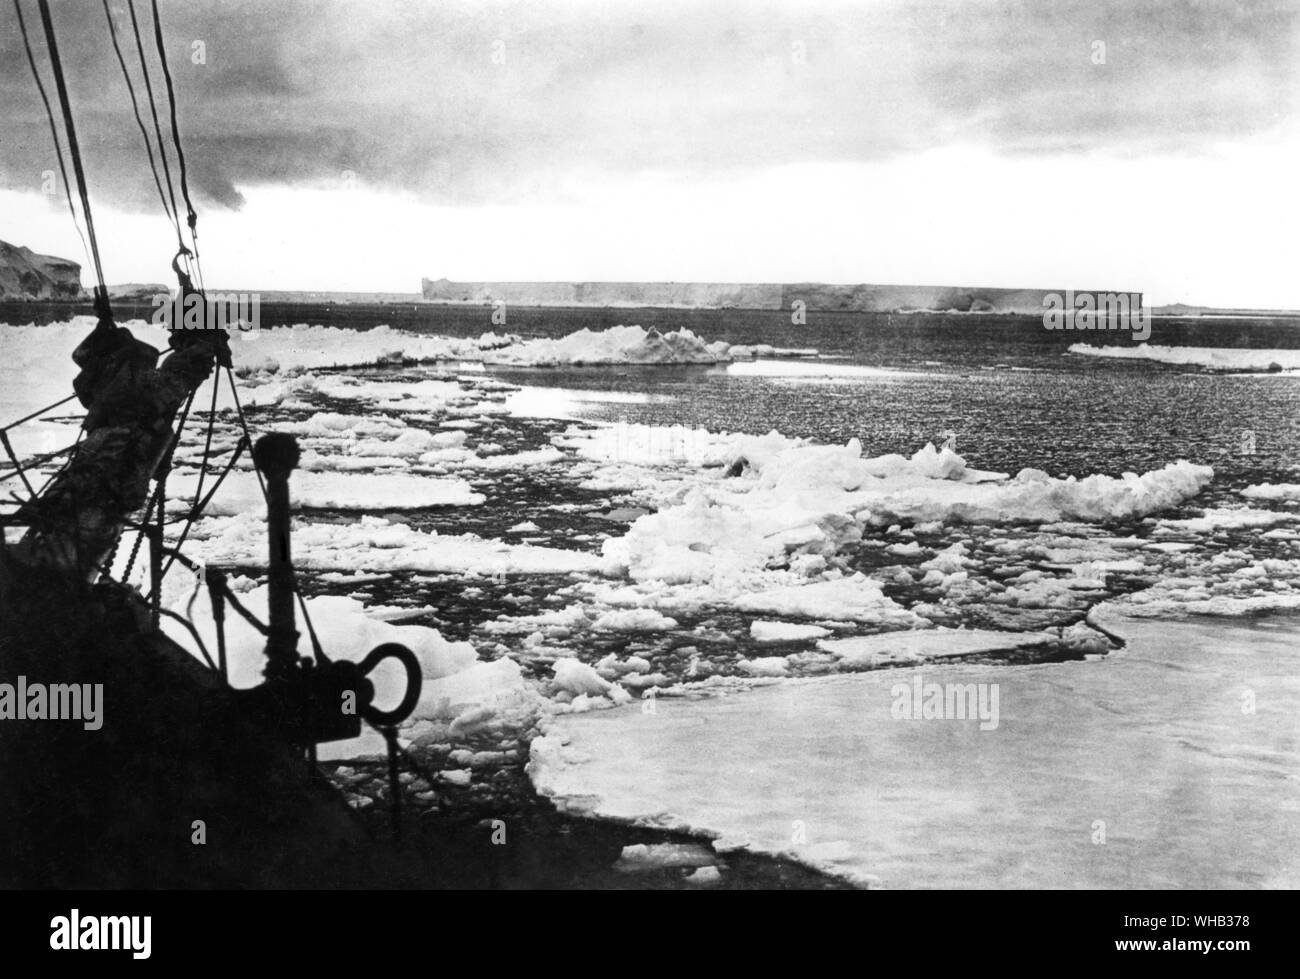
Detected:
left=724, top=360, right=936, bottom=379
left=1068, top=342, right=1300, bottom=372
left=816, top=627, right=1052, bottom=666
left=530, top=608, right=1300, bottom=888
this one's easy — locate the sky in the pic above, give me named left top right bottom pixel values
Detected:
left=1, top=0, right=1297, bottom=307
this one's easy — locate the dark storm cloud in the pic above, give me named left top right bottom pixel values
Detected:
left=0, top=0, right=1294, bottom=213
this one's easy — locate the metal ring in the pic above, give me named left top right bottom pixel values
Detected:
left=356, top=642, right=422, bottom=727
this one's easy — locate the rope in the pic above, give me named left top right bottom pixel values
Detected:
left=218, top=367, right=328, bottom=661
left=165, top=552, right=268, bottom=636
left=35, top=0, right=110, bottom=302
left=124, top=387, right=195, bottom=585
left=292, top=572, right=327, bottom=662
left=149, top=0, right=203, bottom=289
left=101, top=0, right=183, bottom=248
left=0, top=393, right=77, bottom=433
left=189, top=375, right=220, bottom=516
left=120, top=492, right=153, bottom=585
left=126, top=0, right=183, bottom=258
left=224, top=366, right=268, bottom=500
left=159, top=434, right=248, bottom=581
left=0, top=440, right=76, bottom=487
left=220, top=588, right=269, bottom=636
left=11, top=0, right=90, bottom=273
left=33, top=427, right=83, bottom=498
left=155, top=606, right=217, bottom=671
left=0, top=432, right=37, bottom=500
left=138, top=385, right=195, bottom=597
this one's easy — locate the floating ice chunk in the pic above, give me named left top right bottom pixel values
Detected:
left=817, top=627, right=1051, bottom=668
left=362, top=604, right=438, bottom=623
left=919, top=542, right=974, bottom=573
left=749, top=620, right=832, bottom=643
left=552, top=658, right=613, bottom=696
left=1241, top=483, right=1300, bottom=502
left=594, top=430, right=1212, bottom=603
left=460, top=447, right=566, bottom=470
left=279, top=411, right=407, bottom=438
left=1155, top=508, right=1300, bottom=533
left=684, top=865, right=723, bottom=885
left=481, top=325, right=730, bottom=366
left=601, top=488, right=794, bottom=584
left=415, top=656, right=542, bottom=738
left=591, top=608, right=679, bottom=632
left=318, top=571, right=393, bottom=585
left=614, top=843, right=719, bottom=871
left=557, top=421, right=736, bottom=467
left=736, top=575, right=925, bottom=626
left=298, top=451, right=409, bottom=472
left=1069, top=342, right=1300, bottom=372
left=886, top=541, right=924, bottom=556
left=595, top=654, right=654, bottom=678
left=167, top=470, right=484, bottom=513
left=481, top=605, right=592, bottom=637
left=185, top=513, right=605, bottom=575
left=1105, top=568, right=1300, bottom=616
left=853, top=461, right=1213, bottom=526
left=736, top=656, right=791, bottom=676
left=564, top=687, right=634, bottom=712
left=350, top=429, right=443, bottom=458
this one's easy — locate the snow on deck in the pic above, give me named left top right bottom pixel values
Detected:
left=529, top=606, right=1300, bottom=888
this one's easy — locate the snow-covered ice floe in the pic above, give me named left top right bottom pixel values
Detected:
left=1241, top=483, right=1300, bottom=503
left=815, top=627, right=1055, bottom=668
left=479, top=325, right=729, bottom=366
left=1152, top=507, right=1300, bottom=534
left=237, top=323, right=738, bottom=371
left=529, top=602, right=1300, bottom=887
left=0, top=319, right=819, bottom=509
left=167, top=470, right=484, bottom=513
left=575, top=428, right=1214, bottom=616
left=0, top=318, right=798, bottom=421
left=183, top=513, right=604, bottom=576
left=1069, top=342, right=1300, bottom=372
left=750, top=621, right=832, bottom=643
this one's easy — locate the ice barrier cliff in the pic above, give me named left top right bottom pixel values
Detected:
left=422, top=277, right=1109, bottom=314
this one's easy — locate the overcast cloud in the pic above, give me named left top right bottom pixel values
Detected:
left=2, top=0, right=1295, bottom=213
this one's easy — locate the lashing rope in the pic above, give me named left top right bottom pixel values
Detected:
left=125, top=0, right=184, bottom=266
left=149, top=0, right=204, bottom=290
left=101, top=0, right=184, bottom=249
